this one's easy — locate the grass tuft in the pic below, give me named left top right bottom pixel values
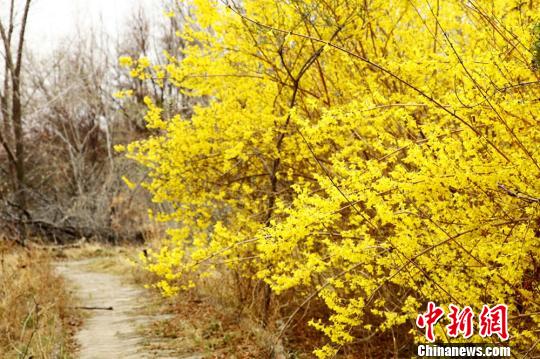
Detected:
left=0, top=242, right=80, bottom=358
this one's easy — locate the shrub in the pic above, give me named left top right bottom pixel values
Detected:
left=121, top=0, right=540, bottom=356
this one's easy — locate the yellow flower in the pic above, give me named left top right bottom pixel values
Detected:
left=112, top=89, right=133, bottom=99
left=118, top=0, right=540, bottom=357
left=121, top=176, right=136, bottom=190
left=118, top=56, right=133, bottom=67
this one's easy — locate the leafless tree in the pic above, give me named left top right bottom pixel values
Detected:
left=0, top=2, right=196, bottom=244
left=0, top=0, right=32, bottom=216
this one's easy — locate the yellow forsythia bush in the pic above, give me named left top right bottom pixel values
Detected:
left=120, top=0, right=540, bottom=356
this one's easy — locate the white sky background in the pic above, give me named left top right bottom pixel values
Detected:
left=23, top=0, right=162, bottom=55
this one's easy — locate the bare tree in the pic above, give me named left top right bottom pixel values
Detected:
left=0, top=0, right=32, bottom=216
left=0, top=1, right=195, bottom=245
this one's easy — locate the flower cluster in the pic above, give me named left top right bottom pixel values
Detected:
left=120, top=0, right=540, bottom=356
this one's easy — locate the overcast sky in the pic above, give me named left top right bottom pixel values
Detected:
left=24, top=0, right=160, bottom=54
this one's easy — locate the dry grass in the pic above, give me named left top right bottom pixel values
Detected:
left=0, top=242, right=80, bottom=359
left=137, top=269, right=320, bottom=359
left=140, top=286, right=272, bottom=358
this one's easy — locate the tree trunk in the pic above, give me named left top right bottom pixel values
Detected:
left=12, top=74, right=25, bottom=211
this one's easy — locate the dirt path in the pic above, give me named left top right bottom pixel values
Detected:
left=55, top=259, right=173, bottom=359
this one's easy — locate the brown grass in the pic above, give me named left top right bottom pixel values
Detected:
left=141, top=287, right=271, bottom=358
left=136, top=268, right=320, bottom=359
left=0, top=242, right=80, bottom=359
